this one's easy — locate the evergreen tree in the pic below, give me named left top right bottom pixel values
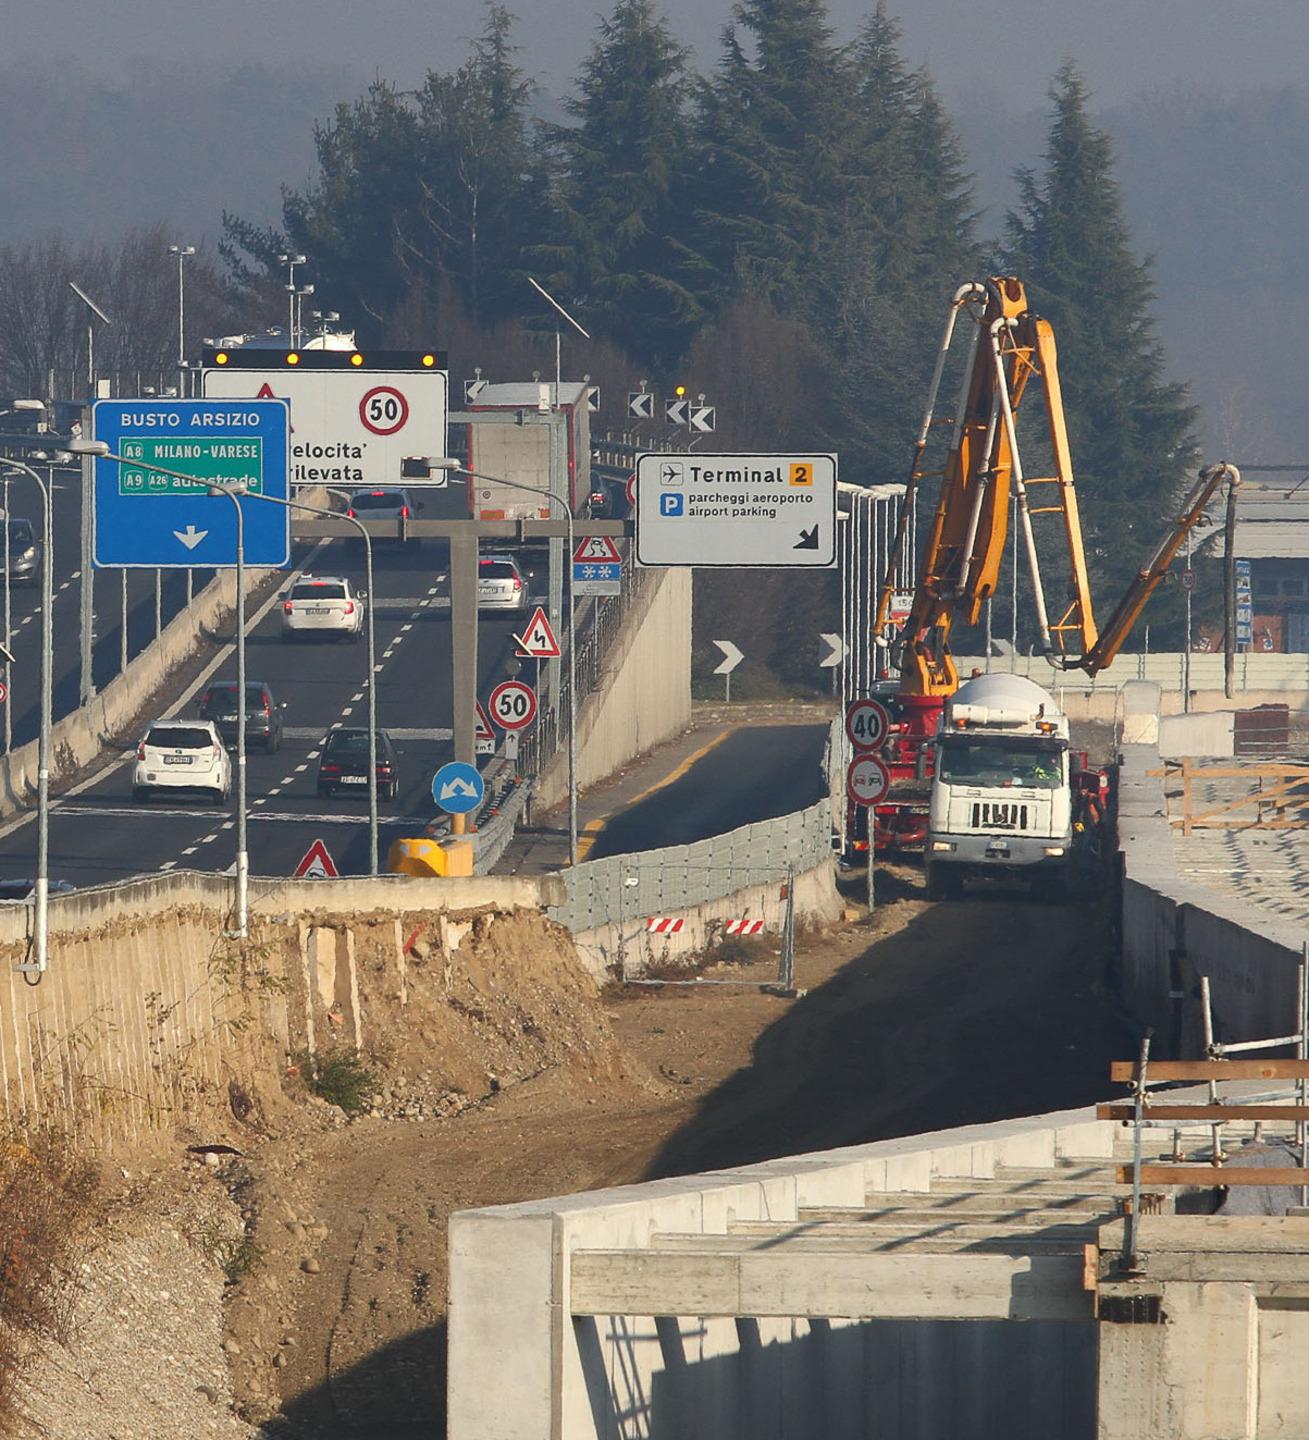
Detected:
left=221, top=6, right=540, bottom=339
left=811, top=6, right=980, bottom=478
left=535, top=0, right=701, bottom=368
left=409, top=4, right=542, bottom=324
left=1001, top=63, right=1198, bottom=633
left=282, top=81, right=423, bottom=333
left=690, top=0, right=847, bottom=313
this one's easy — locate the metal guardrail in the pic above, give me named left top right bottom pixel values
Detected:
left=546, top=799, right=832, bottom=934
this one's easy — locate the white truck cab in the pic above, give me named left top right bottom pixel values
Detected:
left=925, top=672, right=1073, bottom=899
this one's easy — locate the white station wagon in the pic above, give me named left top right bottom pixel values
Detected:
left=281, top=575, right=365, bottom=641
left=132, top=720, right=232, bottom=804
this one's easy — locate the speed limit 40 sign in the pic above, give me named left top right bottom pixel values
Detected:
left=846, top=698, right=890, bottom=751
left=488, top=680, right=537, bottom=731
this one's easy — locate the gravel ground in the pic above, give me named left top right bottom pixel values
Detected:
left=12, top=1163, right=259, bottom=1440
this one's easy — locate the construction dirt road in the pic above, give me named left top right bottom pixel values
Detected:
left=15, top=866, right=1133, bottom=1439
left=247, top=869, right=1128, bottom=1438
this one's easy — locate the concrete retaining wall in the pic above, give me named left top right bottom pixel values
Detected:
left=1117, top=746, right=1305, bottom=1051
left=535, top=567, right=692, bottom=811
left=448, top=1106, right=1112, bottom=1440
left=953, top=653, right=1309, bottom=720
left=0, top=869, right=559, bottom=1149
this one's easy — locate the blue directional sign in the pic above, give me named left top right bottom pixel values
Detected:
left=431, top=761, right=485, bottom=815
left=91, top=399, right=290, bottom=568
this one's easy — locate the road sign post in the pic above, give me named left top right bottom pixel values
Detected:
left=712, top=639, right=743, bottom=703
left=635, top=453, right=836, bottom=568
left=89, top=400, right=290, bottom=568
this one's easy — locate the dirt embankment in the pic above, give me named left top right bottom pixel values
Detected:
left=14, top=871, right=1133, bottom=1439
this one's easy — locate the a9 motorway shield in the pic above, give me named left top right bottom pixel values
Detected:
left=431, top=761, right=485, bottom=815
left=634, top=452, right=836, bottom=568
left=488, top=680, right=537, bottom=731
left=845, top=698, right=890, bottom=751
left=846, top=754, right=891, bottom=807
left=91, top=399, right=290, bottom=568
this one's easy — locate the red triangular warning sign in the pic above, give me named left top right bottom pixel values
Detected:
left=515, top=606, right=561, bottom=659
left=294, top=837, right=339, bottom=879
left=474, top=699, right=495, bottom=740
left=255, top=381, right=293, bottom=431
left=572, top=535, right=621, bottom=564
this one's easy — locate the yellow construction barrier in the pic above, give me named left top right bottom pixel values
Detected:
left=387, top=836, right=475, bottom=878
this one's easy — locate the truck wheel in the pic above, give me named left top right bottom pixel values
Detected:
left=1033, top=870, right=1067, bottom=904
left=927, top=866, right=962, bottom=901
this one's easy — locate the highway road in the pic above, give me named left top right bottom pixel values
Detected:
left=0, top=535, right=539, bottom=887
left=585, top=723, right=829, bottom=859
left=0, top=464, right=211, bottom=751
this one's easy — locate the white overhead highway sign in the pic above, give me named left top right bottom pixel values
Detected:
left=635, top=452, right=836, bottom=568
left=203, top=363, right=448, bottom=491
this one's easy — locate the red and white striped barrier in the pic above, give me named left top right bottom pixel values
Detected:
left=722, top=919, right=766, bottom=936
left=645, top=917, right=685, bottom=934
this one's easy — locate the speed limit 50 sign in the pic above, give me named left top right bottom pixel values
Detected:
left=488, top=680, right=537, bottom=731
left=203, top=365, right=448, bottom=491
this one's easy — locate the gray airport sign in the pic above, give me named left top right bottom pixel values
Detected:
left=634, top=452, right=837, bottom=568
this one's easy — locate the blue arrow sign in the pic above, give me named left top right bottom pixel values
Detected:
left=91, top=399, right=290, bottom=568
left=431, top=760, right=485, bottom=815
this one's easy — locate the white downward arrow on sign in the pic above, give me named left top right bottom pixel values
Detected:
left=174, top=525, right=208, bottom=550
left=712, top=639, right=743, bottom=675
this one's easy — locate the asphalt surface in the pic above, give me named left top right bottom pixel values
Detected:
left=585, top=723, right=829, bottom=859
left=1, top=465, right=211, bottom=750
left=0, top=537, right=540, bottom=886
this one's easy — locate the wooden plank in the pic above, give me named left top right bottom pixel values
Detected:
left=1110, top=1060, right=1309, bottom=1081
left=1115, top=1165, right=1309, bottom=1187
left=1098, top=1104, right=1309, bottom=1121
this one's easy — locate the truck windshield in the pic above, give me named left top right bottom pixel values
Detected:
left=937, top=737, right=1064, bottom=790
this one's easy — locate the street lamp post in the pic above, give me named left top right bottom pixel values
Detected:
left=2, top=460, right=53, bottom=974
left=434, top=461, right=578, bottom=866
left=278, top=254, right=307, bottom=346
left=168, top=244, right=196, bottom=397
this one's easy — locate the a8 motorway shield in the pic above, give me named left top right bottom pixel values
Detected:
left=91, top=399, right=290, bottom=568
left=634, top=452, right=836, bottom=568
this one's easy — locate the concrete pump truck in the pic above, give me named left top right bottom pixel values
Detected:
left=864, top=276, right=1238, bottom=898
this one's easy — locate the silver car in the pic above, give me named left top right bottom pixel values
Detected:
left=281, top=575, right=365, bottom=641
left=477, top=555, right=527, bottom=612
left=0, top=517, right=42, bottom=586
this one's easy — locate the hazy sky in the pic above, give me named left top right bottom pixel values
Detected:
left=16, top=0, right=1309, bottom=111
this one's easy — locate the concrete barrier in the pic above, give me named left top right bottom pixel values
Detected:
left=535, top=567, right=692, bottom=811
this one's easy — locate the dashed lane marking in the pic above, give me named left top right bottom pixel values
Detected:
left=49, top=803, right=420, bottom=825
left=199, top=833, right=218, bottom=844
left=294, top=764, right=308, bottom=773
